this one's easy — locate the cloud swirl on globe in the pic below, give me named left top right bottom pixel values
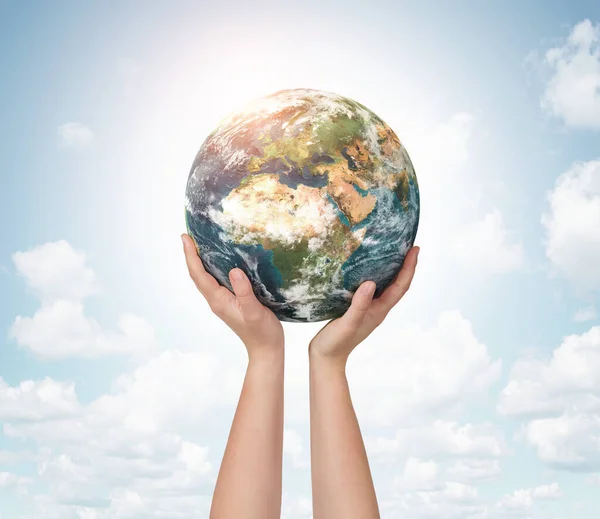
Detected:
left=185, top=88, right=420, bottom=323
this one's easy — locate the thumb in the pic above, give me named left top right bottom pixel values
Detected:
left=229, top=268, right=263, bottom=321
left=345, top=281, right=376, bottom=323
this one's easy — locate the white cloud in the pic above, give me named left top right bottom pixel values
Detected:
left=367, top=420, right=508, bottom=462
left=446, top=459, right=502, bottom=483
left=574, top=306, right=597, bottom=322
left=11, top=301, right=158, bottom=360
left=407, top=112, right=476, bottom=173
left=499, top=326, right=600, bottom=417
left=452, top=209, right=525, bottom=274
left=348, top=311, right=502, bottom=427
left=0, top=377, right=79, bottom=421
left=525, top=413, right=600, bottom=470
left=542, top=159, right=600, bottom=291
left=382, top=481, right=481, bottom=519
left=283, top=428, right=310, bottom=470
left=0, top=472, right=32, bottom=496
left=497, top=483, right=562, bottom=512
left=2, top=349, right=242, bottom=518
left=12, top=240, right=97, bottom=303
left=540, top=19, right=600, bottom=128
left=395, top=458, right=439, bottom=491
left=10, top=241, right=158, bottom=360
left=57, top=122, right=94, bottom=148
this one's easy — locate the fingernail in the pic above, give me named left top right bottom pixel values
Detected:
left=181, top=235, right=186, bottom=246
left=361, top=281, right=375, bottom=295
left=231, top=269, right=244, bottom=281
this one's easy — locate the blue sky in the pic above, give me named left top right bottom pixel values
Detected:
left=1, top=1, right=600, bottom=517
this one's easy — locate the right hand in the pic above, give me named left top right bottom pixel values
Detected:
left=308, top=246, right=419, bottom=366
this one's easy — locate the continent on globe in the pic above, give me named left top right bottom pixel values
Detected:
left=185, top=88, right=420, bottom=323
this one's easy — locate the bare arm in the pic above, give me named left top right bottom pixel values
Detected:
left=212, top=350, right=284, bottom=519
left=308, top=246, right=420, bottom=519
left=182, top=234, right=285, bottom=519
left=309, top=350, right=379, bottom=518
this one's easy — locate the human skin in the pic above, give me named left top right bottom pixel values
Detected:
left=182, top=231, right=419, bottom=519
left=182, top=233, right=285, bottom=519
left=309, top=246, right=420, bottom=519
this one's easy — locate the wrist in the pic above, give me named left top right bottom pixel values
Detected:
left=248, top=345, right=284, bottom=367
left=308, top=346, right=347, bottom=373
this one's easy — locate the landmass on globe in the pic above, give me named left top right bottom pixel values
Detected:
left=185, top=88, right=420, bottom=322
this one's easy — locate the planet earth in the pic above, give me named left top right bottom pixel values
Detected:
left=185, top=88, right=420, bottom=323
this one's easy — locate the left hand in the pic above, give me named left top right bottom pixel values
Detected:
left=182, top=233, right=284, bottom=360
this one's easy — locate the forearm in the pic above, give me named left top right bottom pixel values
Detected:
left=309, top=352, right=380, bottom=519
left=210, top=349, right=285, bottom=519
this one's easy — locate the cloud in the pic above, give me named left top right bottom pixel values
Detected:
left=540, top=19, right=600, bottom=128
left=445, top=459, right=502, bottom=483
left=524, top=413, right=600, bottom=470
left=574, top=306, right=597, bottom=322
left=10, top=241, right=158, bottom=360
left=500, top=325, right=600, bottom=472
left=0, top=472, right=32, bottom=495
left=542, top=159, right=600, bottom=291
left=452, top=209, right=525, bottom=274
left=348, top=311, right=502, bottom=427
left=496, top=482, right=562, bottom=512
left=367, top=420, right=508, bottom=462
left=283, top=428, right=310, bottom=470
left=0, top=377, right=79, bottom=421
left=2, top=349, right=242, bottom=518
left=498, top=326, right=600, bottom=418
left=57, top=122, right=94, bottom=148
left=12, top=240, right=97, bottom=303
left=382, top=481, right=481, bottom=519
left=395, top=458, right=440, bottom=491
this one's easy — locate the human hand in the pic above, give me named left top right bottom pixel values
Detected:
left=182, top=233, right=284, bottom=361
left=309, top=246, right=419, bottom=367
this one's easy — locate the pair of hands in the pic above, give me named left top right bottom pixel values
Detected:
left=182, top=234, right=419, bottom=365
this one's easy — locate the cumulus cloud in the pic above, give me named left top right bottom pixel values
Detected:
left=574, top=306, right=597, bottom=322
left=446, top=459, right=502, bottom=483
left=10, top=241, right=158, bottom=360
left=348, top=310, right=502, bottom=427
left=542, top=159, right=600, bottom=291
left=452, top=209, right=525, bottom=274
left=496, top=482, right=562, bottom=512
left=395, top=457, right=440, bottom=491
left=12, top=240, right=97, bottom=303
left=540, top=19, right=600, bottom=128
left=0, top=377, right=79, bottom=421
left=382, top=481, right=482, bottom=519
left=2, top=349, right=242, bottom=518
left=499, top=326, right=600, bottom=417
left=500, top=325, right=600, bottom=471
left=57, top=122, right=94, bottom=148
left=524, top=414, right=600, bottom=470
left=283, top=428, right=310, bottom=470
left=367, top=420, right=508, bottom=462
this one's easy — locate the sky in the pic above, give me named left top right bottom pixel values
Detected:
left=1, top=0, right=600, bottom=517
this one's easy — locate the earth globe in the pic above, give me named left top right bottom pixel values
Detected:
left=184, top=88, right=420, bottom=323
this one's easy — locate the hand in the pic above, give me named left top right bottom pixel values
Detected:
left=182, top=233, right=284, bottom=360
left=309, top=246, right=419, bottom=366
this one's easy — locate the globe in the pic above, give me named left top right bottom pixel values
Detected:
left=185, top=88, right=420, bottom=323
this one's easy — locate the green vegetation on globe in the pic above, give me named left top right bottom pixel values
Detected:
left=185, top=88, right=420, bottom=323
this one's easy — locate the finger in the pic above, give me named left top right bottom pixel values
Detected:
left=229, top=268, right=264, bottom=321
left=181, top=234, right=221, bottom=295
left=373, top=246, right=419, bottom=313
left=344, top=280, right=377, bottom=324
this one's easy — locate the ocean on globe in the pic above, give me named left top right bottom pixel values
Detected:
left=185, top=88, right=420, bottom=323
